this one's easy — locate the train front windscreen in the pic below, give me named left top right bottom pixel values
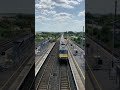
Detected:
left=59, top=50, right=68, bottom=54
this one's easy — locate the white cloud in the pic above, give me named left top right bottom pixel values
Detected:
left=41, top=10, right=56, bottom=15
left=77, top=0, right=84, bottom=2
left=35, top=0, right=85, bottom=32
left=53, top=2, right=74, bottom=8
left=54, top=12, right=72, bottom=17
left=78, top=10, right=85, bottom=16
left=36, top=15, right=50, bottom=21
left=53, top=0, right=79, bottom=5
left=47, top=10, right=56, bottom=14
left=35, top=0, right=55, bottom=10
left=53, top=12, right=73, bottom=22
left=35, top=0, right=83, bottom=11
left=53, top=0, right=81, bottom=9
left=36, top=12, right=73, bottom=23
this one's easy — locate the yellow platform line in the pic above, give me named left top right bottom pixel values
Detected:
left=68, top=46, right=85, bottom=80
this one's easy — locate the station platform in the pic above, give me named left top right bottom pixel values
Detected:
left=67, top=39, right=96, bottom=90
left=68, top=38, right=120, bottom=90
left=67, top=40, right=85, bottom=90
left=35, top=42, right=55, bottom=76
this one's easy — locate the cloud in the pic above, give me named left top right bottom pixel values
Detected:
left=41, top=10, right=56, bottom=15
left=53, top=12, right=73, bottom=22
left=36, top=15, right=50, bottom=21
left=78, top=10, right=85, bottom=16
left=53, top=2, right=74, bottom=9
left=35, top=0, right=85, bottom=32
left=35, top=0, right=55, bottom=10
left=36, top=12, right=73, bottom=23
left=53, top=0, right=80, bottom=5
left=53, top=0, right=81, bottom=9
left=35, top=0, right=83, bottom=11
left=54, top=12, right=72, bottom=17
left=77, top=0, right=84, bottom=2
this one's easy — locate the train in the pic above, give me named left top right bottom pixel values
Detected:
left=58, top=35, right=68, bottom=60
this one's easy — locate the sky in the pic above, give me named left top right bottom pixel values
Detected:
left=35, top=0, right=85, bottom=32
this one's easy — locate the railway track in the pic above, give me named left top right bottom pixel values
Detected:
left=35, top=42, right=57, bottom=90
left=35, top=41, right=77, bottom=90
left=36, top=55, right=55, bottom=90
left=59, top=63, right=71, bottom=90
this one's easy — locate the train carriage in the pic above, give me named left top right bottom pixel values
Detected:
left=58, top=34, right=68, bottom=61
left=59, top=40, right=68, bottom=60
left=59, top=45, right=68, bottom=60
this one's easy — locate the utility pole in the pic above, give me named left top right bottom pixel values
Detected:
left=83, top=26, right=84, bottom=49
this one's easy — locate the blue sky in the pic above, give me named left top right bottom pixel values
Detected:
left=35, top=0, right=85, bottom=32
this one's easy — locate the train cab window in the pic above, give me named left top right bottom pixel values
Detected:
left=59, top=50, right=68, bottom=54
left=61, top=44, right=65, bottom=45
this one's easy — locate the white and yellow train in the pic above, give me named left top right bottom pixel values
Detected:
left=59, top=35, right=68, bottom=60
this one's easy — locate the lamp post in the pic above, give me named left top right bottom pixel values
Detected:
left=82, top=26, right=84, bottom=49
